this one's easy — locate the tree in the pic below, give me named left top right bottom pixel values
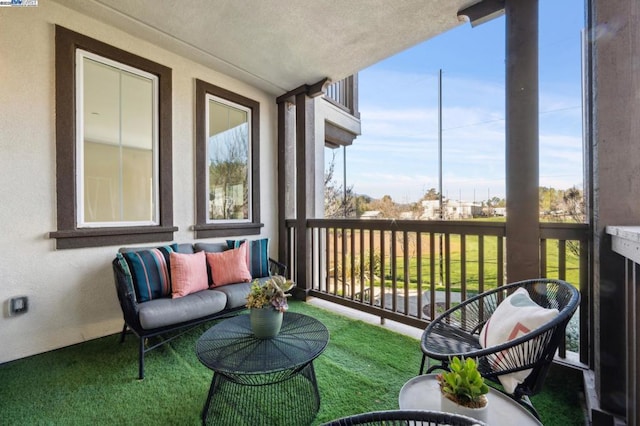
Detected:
left=324, top=150, right=355, bottom=218
left=367, top=194, right=401, bottom=218
left=209, top=125, right=249, bottom=220
left=563, top=187, right=584, bottom=222
left=420, top=188, right=441, bottom=201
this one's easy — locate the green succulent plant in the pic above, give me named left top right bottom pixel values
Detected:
left=436, top=356, right=489, bottom=408
left=245, top=275, right=294, bottom=312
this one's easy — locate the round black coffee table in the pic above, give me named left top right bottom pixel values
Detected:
left=196, top=312, right=329, bottom=425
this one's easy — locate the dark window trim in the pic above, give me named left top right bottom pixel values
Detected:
left=50, top=25, right=175, bottom=249
left=194, top=79, right=262, bottom=238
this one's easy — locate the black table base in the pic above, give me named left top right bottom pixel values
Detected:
left=202, top=363, right=320, bottom=426
left=196, top=313, right=329, bottom=426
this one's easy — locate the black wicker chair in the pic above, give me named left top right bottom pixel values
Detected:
left=419, top=278, right=580, bottom=419
left=322, top=410, right=486, bottom=426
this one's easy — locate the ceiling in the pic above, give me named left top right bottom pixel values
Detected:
left=54, top=0, right=480, bottom=96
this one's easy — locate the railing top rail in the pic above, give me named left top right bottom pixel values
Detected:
left=305, top=218, right=507, bottom=236
left=288, top=218, right=589, bottom=241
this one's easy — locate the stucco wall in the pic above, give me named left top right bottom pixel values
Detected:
left=0, top=2, right=277, bottom=364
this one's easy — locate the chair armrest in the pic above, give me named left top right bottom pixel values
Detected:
left=112, top=258, right=142, bottom=332
left=268, top=258, right=287, bottom=277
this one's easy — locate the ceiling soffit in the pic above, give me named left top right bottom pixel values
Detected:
left=53, top=0, right=478, bottom=95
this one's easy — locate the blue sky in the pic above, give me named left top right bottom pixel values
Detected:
left=335, top=0, right=585, bottom=204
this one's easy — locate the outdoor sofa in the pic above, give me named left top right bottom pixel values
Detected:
left=112, top=239, right=286, bottom=379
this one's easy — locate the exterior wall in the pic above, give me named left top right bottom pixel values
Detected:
left=313, top=98, right=362, bottom=219
left=591, top=0, right=640, bottom=419
left=0, top=3, right=277, bottom=364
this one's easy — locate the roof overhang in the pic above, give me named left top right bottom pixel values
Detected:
left=53, top=0, right=482, bottom=95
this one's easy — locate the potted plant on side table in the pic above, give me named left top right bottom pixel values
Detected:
left=437, top=356, right=490, bottom=423
left=245, top=275, right=294, bottom=339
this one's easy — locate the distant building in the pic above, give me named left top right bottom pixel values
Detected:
left=360, top=210, right=382, bottom=219
left=420, top=200, right=441, bottom=220
left=399, top=211, right=416, bottom=220
left=445, top=200, right=483, bottom=219
left=420, top=199, right=483, bottom=220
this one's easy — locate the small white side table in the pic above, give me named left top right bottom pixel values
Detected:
left=398, top=375, right=542, bottom=426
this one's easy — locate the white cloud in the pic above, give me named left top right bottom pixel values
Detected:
left=344, top=54, right=583, bottom=203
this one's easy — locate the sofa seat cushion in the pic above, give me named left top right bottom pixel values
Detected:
left=215, top=277, right=272, bottom=309
left=138, top=289, right=227, bottom=329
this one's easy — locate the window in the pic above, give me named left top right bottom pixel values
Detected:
left=195, top=79, right=262, bottom=238
left=51, top=26, right=175, bottom=249
left=78, top=51, right=158, bottom=226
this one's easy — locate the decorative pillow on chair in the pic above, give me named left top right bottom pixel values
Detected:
left=206, top=243, right=252, bottom=287
left=479, top=287, right=559, bottom=394
left=117, top=244, right=177, bottom=302
left=170, top=251, right=209, bottom=298
left=226, top=238, right=270, bottom=278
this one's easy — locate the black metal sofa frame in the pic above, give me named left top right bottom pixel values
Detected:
left=112, top=242, right=286, bottom=379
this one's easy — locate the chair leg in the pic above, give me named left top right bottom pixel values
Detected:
left=516, top=395, right=540, bottom=420
left=119, top=323, right=128, bottom=343
left=419, top=354, right=427, bottom=375
left=425, top=360, right=448, bottom=374
left=138, top=337, right=145, bottom=380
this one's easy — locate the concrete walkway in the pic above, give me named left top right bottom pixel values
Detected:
left=307, top=297, right=424, bottom=340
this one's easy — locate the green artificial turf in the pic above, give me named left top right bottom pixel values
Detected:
left=0, top=300, right=585, bottom=425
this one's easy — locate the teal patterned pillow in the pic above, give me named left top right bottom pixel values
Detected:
left=117, top=244, right=178, bottom=302
left=226, top=238, right=270, bottom=278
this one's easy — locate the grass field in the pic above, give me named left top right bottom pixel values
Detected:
left=328, top=230, right=582, bottom=294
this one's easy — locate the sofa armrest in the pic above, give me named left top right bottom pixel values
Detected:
left=112, top=258, right=143, bottom=332
left=268, top=258, right=287, bottom=277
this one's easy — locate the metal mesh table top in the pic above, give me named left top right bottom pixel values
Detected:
left=196, top=312, right=329, bottom=375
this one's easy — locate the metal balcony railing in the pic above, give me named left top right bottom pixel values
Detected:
left=285, top=218, right=591, bottom=368
left=324, top=75, right=359, bottom=117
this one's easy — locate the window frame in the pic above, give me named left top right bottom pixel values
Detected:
left=76, top=50, right=160, bottom=228
left=51, top=26, right=175, bottom=249
left=195, top=79, right=262, bottom=238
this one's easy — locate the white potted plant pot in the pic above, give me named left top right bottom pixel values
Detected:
left=440, top=393, right=489, bottom=423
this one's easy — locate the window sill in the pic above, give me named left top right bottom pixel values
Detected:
left=193, top=222, right=263, bottom=239
left=50, top=226, right=178, bottom=249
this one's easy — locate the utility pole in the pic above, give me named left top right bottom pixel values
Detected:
left=438, top=69, right=444, bottom=286
left=343, top=145, right=347, bottom=218
left=438, top=69, right=443, bottom=220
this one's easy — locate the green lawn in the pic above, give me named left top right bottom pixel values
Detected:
left=332, top=230, right=582, bottom=294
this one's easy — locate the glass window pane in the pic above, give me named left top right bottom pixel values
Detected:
left=207, top=98, right=250, bottom=221
left=81, top=54, right=156, bottom=225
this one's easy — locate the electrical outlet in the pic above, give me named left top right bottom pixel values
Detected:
left=9, top=296, right=28, bottom=316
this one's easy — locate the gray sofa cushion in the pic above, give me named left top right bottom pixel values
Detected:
left=215, top=277, right=271, bottom=309
left=138, top=289, right=227, bottom=329
left=194, top=242, right=226, bottom=253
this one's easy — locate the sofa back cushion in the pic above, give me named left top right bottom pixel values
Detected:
left=193, top=242, right=226, bottom=253
left=117, top=244, right=178, bottom=303
left=170, top=251, right=209, bottom=298
left=206, top=243, right=252, bottom=287
left=226, top=238, right=270, bottom=278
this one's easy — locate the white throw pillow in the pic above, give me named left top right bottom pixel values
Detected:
left=479, top=287, right=559, bottom=394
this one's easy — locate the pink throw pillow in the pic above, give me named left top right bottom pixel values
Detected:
left=206, top=244, right=252, bottom=287
left=170, top=251, right=209, bottom=298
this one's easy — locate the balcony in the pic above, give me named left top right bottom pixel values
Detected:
left=284, top=218, right=590, bottom=367
left=324, top=75, right=360, bottom=118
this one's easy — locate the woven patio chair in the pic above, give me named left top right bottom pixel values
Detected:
left=322, top=410, right=486, bottom=425
left=419, top=278, right=580, bottom=419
